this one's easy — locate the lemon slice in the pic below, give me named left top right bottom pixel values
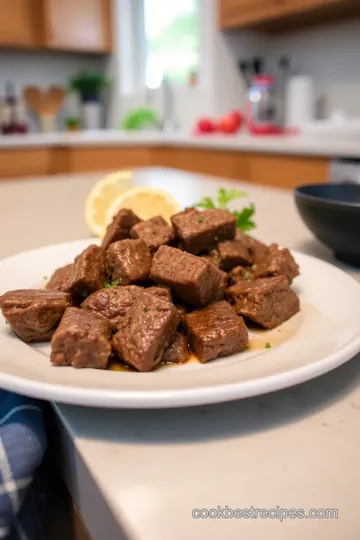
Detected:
left=105, top=187, right=180, bottom=227
left=85, top=170, right=134, bottom=237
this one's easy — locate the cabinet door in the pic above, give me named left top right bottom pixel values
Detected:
left=45, top=0, right=112, bottom=53
left=0, top=0, right=41, bottom=48
left=281, top=0, right=347, bottom=16
left=220, top=0, right=288, bottom=28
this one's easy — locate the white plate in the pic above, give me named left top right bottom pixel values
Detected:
left=1, top=239, right=360, bottom=409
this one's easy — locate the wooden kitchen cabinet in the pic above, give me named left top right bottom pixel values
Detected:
left=44, top=0, right=112, bottom=53
left=0, top=0, right=42, bottom=48
left=219, top=0, right=354, bottom=29
left=220, top=0, right=287, bottom=29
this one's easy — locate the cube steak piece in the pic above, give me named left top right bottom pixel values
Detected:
left=217, top=239, right=251, bottom=271
left=171, top=208, right=236, bottom=254
left=150, top=246, right=224, bottom=307
left=67, top=245, right=106, bottom=303
left=46, top=264, right=74, bottom=293
left=146, top=286, right=173, bottom=302
left=253, top=244, right=300, bottom=284
left=106, top=239, right=152, bottom=285
left=201, top=249, right=221, bottom=268
left=81, top=285, right=143, bottom=330
left=226, top=276, right=300, bottom=330
left=228, top=266, right=253, bottom=285
left=101, top=209, right=141, bottom=250
left=51, top=307, right=111, bottom=369
left=162, top=332, right=190, bottom=364
left=183, top=301, right=248, bottom=363
left=0, top=289, right=71, bottom=343
left=112, top=291, right=181, bottom=372
left=235, top=231, right=269, bottom=264
left=130, top=216, right=175, bottom=252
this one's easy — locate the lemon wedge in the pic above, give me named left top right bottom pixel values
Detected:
left=85, top=170, right=134, bottom=237
left=105, top=187, right=180, bottom=227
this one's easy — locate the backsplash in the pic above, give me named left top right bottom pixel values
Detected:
left=266, top=18, right=360, bottom=117
left=0, top=50, right=107, bottom=131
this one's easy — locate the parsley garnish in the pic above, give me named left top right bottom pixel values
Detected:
left=265, top=342, right=271, bottom=349
left=198, top=217, right=205, bottom=223
left=82, top=291, right=89, bottom=299
left=43, top=275, right=48, bottom=280
left=233, top=204, right=256, bottom=232
left=217, top=188, right=247, bottom=209
left=143, top=306, right=149, bottom=312
left=104, top=279, right=120, bottom=288
left=193, top=188, right=256, bottom=232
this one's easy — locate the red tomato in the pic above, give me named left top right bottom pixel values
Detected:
left=218, top=113, right=240, bottom=134
left=196, top=118, right=216, bottom=134
left=229, top=110, right=243, bottom=130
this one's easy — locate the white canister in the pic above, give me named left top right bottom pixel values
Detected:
left=81, top=102, right=102, bottom=130
left=285, top=76, right=314, bottom=129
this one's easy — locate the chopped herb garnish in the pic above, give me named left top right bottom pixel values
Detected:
left=143, top=306, right=149, bottom=312
left=244, top=275, right=250, bottom=281
left=217, top=188, right=247, bottom=209
left=265, top=342, right=272, bottom=349
left=104, top=279, right=120, bottom=288
left=82, top=291, right=89, bottom=299
left=198, top=217, right=205, bottom=223
left=193, top=189, right=256, bottom=232
left=5, top=320, right=9, bottom=325
left=43, top=275, right=48, bottom=280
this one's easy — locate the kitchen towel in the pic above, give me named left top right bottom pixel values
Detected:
left=0, top=390, right=46, bottom=540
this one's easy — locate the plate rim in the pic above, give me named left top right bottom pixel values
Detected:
left=1, top=239, right=360, bottom=409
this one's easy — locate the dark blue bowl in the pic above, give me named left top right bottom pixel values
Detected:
left=294, top=183, right=360, bottom=267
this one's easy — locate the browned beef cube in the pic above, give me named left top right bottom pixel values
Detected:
left=146, top=286, right=172, bottom=302
left=0, top=289, right=71, bottom=343
left=112, top=291, right=181, bottom=372
left=101, top=209, right=141, bottom=250
left=201, top=249, right=221, bottom=268
left=253, top=244, right=300, bottom=284
left=150, top=246, right=224, bottom=307
left=183, top=301, right=248, bottom=363
left=228, top=266, right=253, bottom=285
left=175, top=303, right=189, bottom=316
left=46, top=264, right=73, bottom=293
left=235, top=231, right=268, bottom=264
left=51, top=307, right=111, bottom=369
left=162, top=333, right=190, bottom=364
left=246, top=236, right=269, bottom=264
left=214, top=269, right=228, bottom=301
left=217, top=239, right=251, bottom=271
left=226, top=276, right=300, bottom=329
left=130, top=216, right=175, bottom=252
left=81, top=285, right=143, bottom=330
left=67, top=245, right=106, bottom=302
left=171, top=208, right=236, bottom=254
left=106, top=239, right=151, bottom=285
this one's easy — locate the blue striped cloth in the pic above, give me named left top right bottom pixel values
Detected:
left=0, top=391, right=46, bottom=540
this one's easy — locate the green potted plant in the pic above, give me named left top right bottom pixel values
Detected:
left=69, top=71, right=109, bottom=130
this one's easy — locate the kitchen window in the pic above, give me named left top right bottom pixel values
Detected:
left=142, top=0, right=200, bottom=88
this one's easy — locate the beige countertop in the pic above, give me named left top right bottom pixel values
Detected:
left=1, top=168, right=359, bottom=540
left=0, top=130, right=359, bottom=158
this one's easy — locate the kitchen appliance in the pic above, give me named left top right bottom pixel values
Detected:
left=246, top=74, right=280, bottom=135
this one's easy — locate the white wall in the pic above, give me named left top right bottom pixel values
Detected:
left=266, top=19, right=360, bottom=117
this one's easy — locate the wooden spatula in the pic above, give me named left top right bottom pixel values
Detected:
left=44, top=86, right=66, bottom=115
left=23, top=86, right=43, bottom=115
